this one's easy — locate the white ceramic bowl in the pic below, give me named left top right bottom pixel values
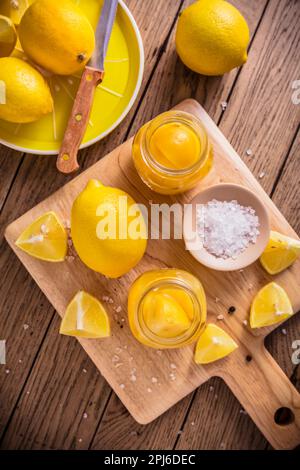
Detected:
left=183, top=183, right=270, bottom=271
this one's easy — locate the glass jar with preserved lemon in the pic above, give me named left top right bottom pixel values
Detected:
left=132, top=111, right=213, bottom=195
left=128, top=269, right=206, bottom=349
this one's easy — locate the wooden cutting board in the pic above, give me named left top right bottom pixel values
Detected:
left=5, top=99, right=300, bottom=450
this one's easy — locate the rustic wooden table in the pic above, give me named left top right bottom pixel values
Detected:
left=0, top=0, right=299, bottom=450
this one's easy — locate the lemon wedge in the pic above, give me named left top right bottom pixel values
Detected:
left=260, top=231, right=300, bottom=275
left=194, top=323, right=238, bottom=364
left=250, top=282, right=293, bottom=328
left=15, top=211, right=67, bottom=262
left=60, top=291, right=111, bottom=339
left=0, top=15, right=17, bottom=57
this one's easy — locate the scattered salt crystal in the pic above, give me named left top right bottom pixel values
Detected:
left=55, top=85, right=61, bottom=93
left=220, top=101, right=227, bottom=111
left=215, top=297, right=220, bottom=303
left=78, top=438, right=83, bottom=443
left=115, top=306, right=122, bottom=313
left=259, top=171, right=265, bottom=179
left=209, top=386, right=214, bottom=392
left=239, top=269, right=244, bottom=273
left=246, top=149, right=253, bottom=156
left=102, top=296, right=109, bottom=302
left=130, top=431, right=137, bottom=437
left=169, top=373, right=176, bottom=381
left=151, top=377, right=158, bottom=383
left=23, top=324, right=29, bottom=330
left=115, top=347, right=122, bottom=354
left=243, top=320, right=248, bottom=326
left=240, top=409, right=247, bottom=415
left=82, top=368, right=87, bottom=373
left=217, top=314, right=224, bottom=321
left=170, top=363, right=177, bottom=370
left=66, top=256, right=75, bottom=262
left=215, top=394, right=218, bottom=400
left=112, top=355, right=119, bottom=363
left=83, top=413, right=88, bottom=419
left=18, top=359, right=22, bottom=363
left=191, top=421, right=195, bottom=426
left=121, top=318, right=125, bottom=323
left=196, top=200, right=260, bottom=260
left=178, top=430, right=183, bottom=435
left=120, top=383, right=125, bottom=389
left=5, top=369, right=10, bottom=374
left=220, top=442, right=226, bottom=449
left=40, top=224, right=49, bottom=234
left=281, top=328, right=287, bottom=335
left=68, top=78, right=74, bottom=85
left=26, top=391, right=30, bottom=395
left=130, top=374, right=137, bottom=382
left=212, top=336, right=221, bottom=345
left=147, top=387, right=152, bottom=393
left=108, top=298, right=114, bottom=304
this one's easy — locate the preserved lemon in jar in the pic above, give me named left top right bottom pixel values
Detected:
left=132, top=111, right=213, bottom=195
left=128, top=269, right=206, bottom=349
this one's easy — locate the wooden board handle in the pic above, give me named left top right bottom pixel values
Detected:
left=56, top=67, right=104, bottom=174
left=219, top=345, right=300, bottom=449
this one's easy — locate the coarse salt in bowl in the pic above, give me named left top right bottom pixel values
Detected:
left=183, top=183, right=270, bottom=271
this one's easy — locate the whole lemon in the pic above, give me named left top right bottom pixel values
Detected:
left=71, top=180, right=147, bottom=278
left=175, top=0, right=250, bottom=76
left=0, top=57, right=53, bottom=123
left=18, top=0, right=95, bottom=75
left=0, top=15, right=17, bottom=57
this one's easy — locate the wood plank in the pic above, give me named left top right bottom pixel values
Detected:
left=92, top=0, right=300, bottom=450
left=0, top=0, right=183, bottom=445
left=0, top=149, right=23, bottom=211
left=1, top=316, right=111, bottom=449
left=4, top=99, right=300, bottom=449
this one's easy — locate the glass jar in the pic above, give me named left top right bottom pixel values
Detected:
left=132, top=111, right=213, bottom=195
left=128, top=269, right=206, bottom=349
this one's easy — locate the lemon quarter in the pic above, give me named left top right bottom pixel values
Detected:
left=60, top=291, right=111, bottom=339
left=260, top=231, right=300, bottom=275
left=194, top=323, right=238, bottom=364
left=15, top=211, right=67, bottom=262
left=250, top=282, right=293, bottom=329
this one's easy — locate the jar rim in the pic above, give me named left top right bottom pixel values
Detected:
left=135, top=277, right=205, bottom=348
left=141, top=111, right=209, bottom=176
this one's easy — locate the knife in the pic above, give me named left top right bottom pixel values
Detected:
left=56, top=0, right=119, bottom=174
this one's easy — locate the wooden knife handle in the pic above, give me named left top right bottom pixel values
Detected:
left=56, top=67, right=104, bottom=174
left=219, top=345, right=300, bottom=449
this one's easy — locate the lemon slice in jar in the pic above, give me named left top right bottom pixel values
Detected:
left=250, top=282, right=293, bottom=328
left=194, top=323, right=238, bottom=364
left=60, top=291, right=111, bottom=339
left=260, top=231, right=300, bottom=275
left=15, top=211, right=67, bottom=262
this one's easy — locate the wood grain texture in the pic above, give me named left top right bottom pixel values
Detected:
left=0, top=0, right=183, bottom=447
left=4, top=99, right=300, bottom=449
left=1, top=0, right=299, bottom=452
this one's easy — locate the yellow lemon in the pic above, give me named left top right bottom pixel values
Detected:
left=250, top=282, right=293, bottom=329
left=0, top=15, right=17, bottom=57
left=0, top=0, right=35, bottom=25
left=15, top=211, right=67, bottom=262
left=19, top=0, right=95, bottom=75
left=175, top=0, right=250, bottom=76
left=194, top=323, right=238, bottom=364
left=260, top=231, right=300, bottom=275
left=71, top=179, right=147, bottom=278
left=0, top=57, right=53, bottom=123
left=60, top=291, right=110, bottom=339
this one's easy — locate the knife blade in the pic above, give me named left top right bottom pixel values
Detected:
left=56, top=0, right=119, bottom=174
